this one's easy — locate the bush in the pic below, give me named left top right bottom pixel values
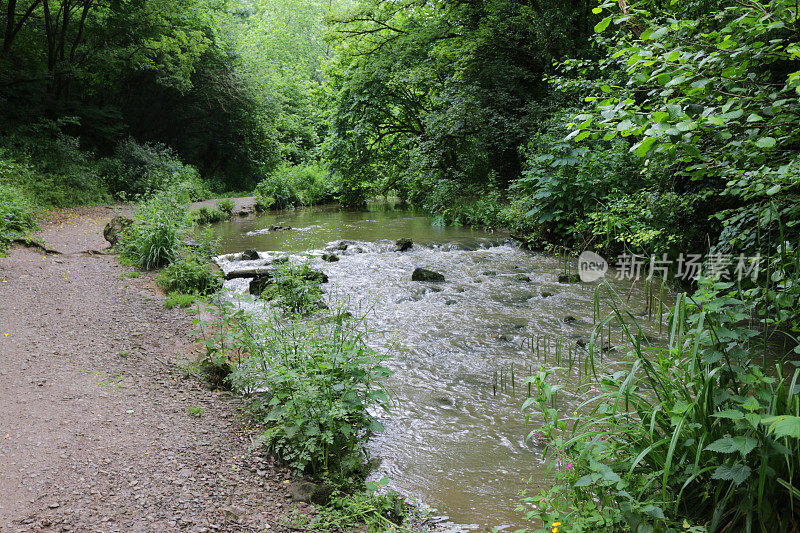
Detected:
left=0, top=183, right=37, bottom=254
left=156, top=255, right=222, bottom=295
left=101, top=138, right=209, bottom=200
left=229, top=309, right=392, bottom=483
left=0, top=134, right=109, bottom=207
left=217, top=198, right=236, bottom=215
left=523, top=280, right=800, bottom=532
left=254, top=163, right=336, bottom=211
left=259, top=261, right=325, bottom=315
left=190, top=205, right=227, bottom=225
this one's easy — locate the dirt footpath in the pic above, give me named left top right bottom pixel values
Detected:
left=0, top=206, right=296, bottom=532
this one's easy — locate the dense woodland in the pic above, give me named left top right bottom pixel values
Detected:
left=2, top=0, right=800, bottom=531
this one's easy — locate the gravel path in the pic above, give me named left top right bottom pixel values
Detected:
left=0, top=205, right=298, bottom=532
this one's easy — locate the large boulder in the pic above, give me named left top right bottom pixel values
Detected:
left=395, top=238, right=413, bottom=252
left=103, top=215, right=133, bottom=246
left=412, top=267, right=445, bottom=282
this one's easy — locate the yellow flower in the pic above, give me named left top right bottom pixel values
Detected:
left=553, top=522, right=561, bottom=526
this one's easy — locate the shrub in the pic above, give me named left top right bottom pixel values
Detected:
left=287, top=484, right=414, bottom=531
left=229, top=309, right=392, bottom=483
left=523, top=280, right=800, bottom=532
left=156, top=255, right=222, bottom=295
left=254, top=163, right=336, bottom=211
left=0, top=182, right=37, bottom=254
left=101, top=138, right=209, bottom=200
left=0, top=135, right=109, bottom=207
left=260, top=261, right=325, bottom=314
left=190, top=205, right=227, bottom=225
left=217, top=198, right=236, bottom=215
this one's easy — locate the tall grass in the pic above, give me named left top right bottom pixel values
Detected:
left=119, top=191, right=188, bottom=269
left=523, top=278, right=800, bottom=532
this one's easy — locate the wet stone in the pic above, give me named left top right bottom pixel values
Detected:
left=412, top=268, right=445, bottom=282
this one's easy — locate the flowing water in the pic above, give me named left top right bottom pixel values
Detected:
left=210, top=203, right=671, bottom=530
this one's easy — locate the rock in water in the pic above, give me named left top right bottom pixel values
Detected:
left=249, top=274, right=273, bottom=296
left=321, top=253, right=339, bottom=262
left=395, top=238, right=413, bottom=252
left=514, top=274, right=531, bottom=282
left=306, top=270, right=329, bottom=284
left=241, top=249, right=259, bottom=260
left=103, top=215, right=132, bottom=246
left=412, top=267, right=445, bottom=282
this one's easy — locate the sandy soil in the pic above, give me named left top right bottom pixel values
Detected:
left=0, top=204, right=299, bottom=532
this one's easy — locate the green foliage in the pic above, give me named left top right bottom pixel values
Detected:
left=155, top=226, right=221, bottom=294
left=216, top=305, right=392, bottom=483
left=260, top=261, right=325, bottom=315
left=254, top=163, right=336, bottom=211
left=287, top=482, right=415, bottom=532
left=165, top=291, right=197, bottom=309
left=216, top=198, right=235, bottom=215
left=190, top=205, right=227, bottom=225
left=523, top=281, right=800, bottom=532
left=156, top=254, right=221, bottom=295
left=101, top=139, right=209, bottom=200
left=186, top=405, right=204, bottom=417
left=325, top=0, right=599, bottom=205
left=565, top=0, right=800, bottom=256
left=0, top=132, right=110, bottom=207
left=0, top=182, right=37, bottom=254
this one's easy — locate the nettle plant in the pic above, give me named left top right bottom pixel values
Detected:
left=522, top=280, right=800, bottom=532
left=229, top=308, right=392, bottom=484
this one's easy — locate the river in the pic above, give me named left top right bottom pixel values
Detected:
left=210, top=202, right=670, bottom=529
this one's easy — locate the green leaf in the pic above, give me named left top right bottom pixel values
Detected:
left=592, top=6, right=603, bottom=14
left=756, top=137, right=776, bottom=148
left=648, top=26, right=669, bottom=40
left=594, top=16, right=612, bottom=33
left=712, top=410, right=744, bottom=420
left=706, top=437, right=738, bottom=454
left=633, top=137, right=658, bottom=157
left=766, top=184, right=781, bottom=196
left=762, top=416, right=800, bottom=438
left=712, top=463, right=751, bottom=485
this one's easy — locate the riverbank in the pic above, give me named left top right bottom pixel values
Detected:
left=0, top=205, right=300, bottom=532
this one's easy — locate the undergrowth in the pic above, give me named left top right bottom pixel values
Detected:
left=523, top=279, right=800, bottom=532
